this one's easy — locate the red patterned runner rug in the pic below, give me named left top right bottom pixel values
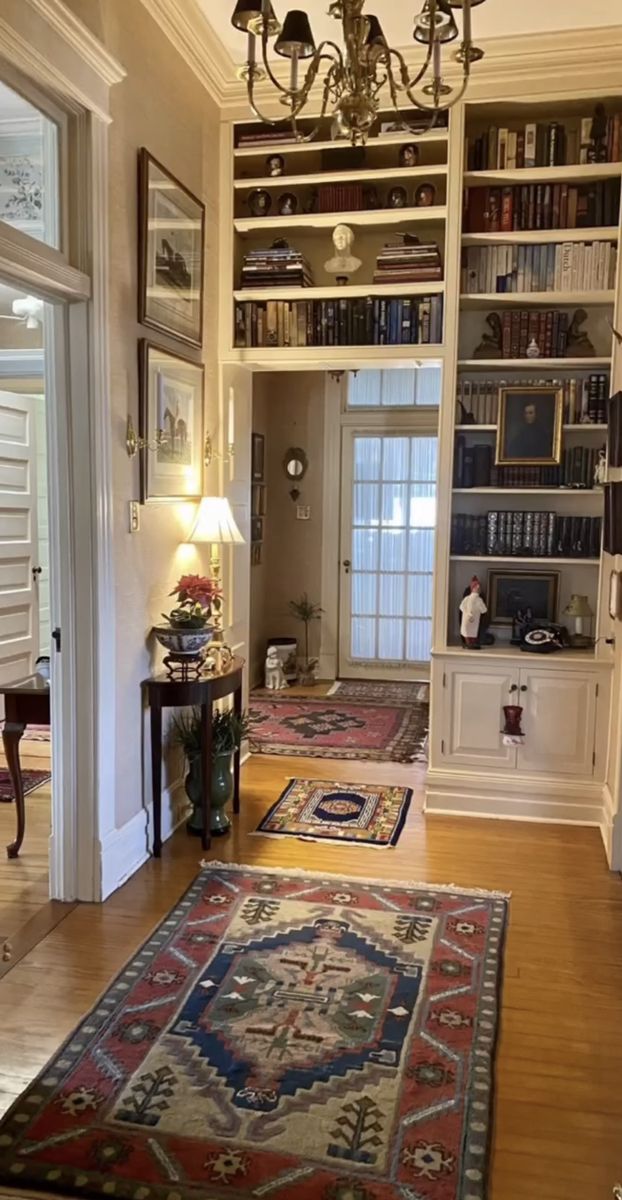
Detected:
left=249, top=697, right=428, bottom=762
left=0, top=863, right=508, bottom=1200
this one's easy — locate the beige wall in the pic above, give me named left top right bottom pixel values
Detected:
left=250, top=372, right=326, bottom=682
left=64, top=0, right=221, bottom=827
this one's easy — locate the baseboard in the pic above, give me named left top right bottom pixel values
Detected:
left=100, top=777, right=189, bottom=900
left=425, top=768, right=603, bottom=826
left=600, top=784, right=622, bottom=869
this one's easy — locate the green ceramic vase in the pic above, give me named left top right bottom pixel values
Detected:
left=185, top=750, right=233, bottom=837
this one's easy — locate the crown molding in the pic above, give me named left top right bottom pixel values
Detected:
left=139, top=0, right=233, bottom=107
left=25, top=0, right=126, bottom=87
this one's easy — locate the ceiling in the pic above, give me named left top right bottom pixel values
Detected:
left=201, top=0, right=622, bottom=64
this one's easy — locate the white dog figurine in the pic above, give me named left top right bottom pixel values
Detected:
left=265, top=645, right=287, bottom=690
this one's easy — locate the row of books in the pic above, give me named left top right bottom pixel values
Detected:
left=452, top=512, right=602, bottom=558
left=461, top=241, right=617, bottom=295
left=240, top=246, right=313, bottom=289
left=466, top=115, right=622, bottom=172
left=234, top=295, right=444, bottom=348
left=318, top=184, right=365, bottom=213
left=373, top=239, right=443, bottom=284
left=494, top=309, right=570, bottom=359
left=457, top=374, right=610, bottom=426
left=454, top=441, right=602, bottom=490
left=463, top=180, right=621, bottom=234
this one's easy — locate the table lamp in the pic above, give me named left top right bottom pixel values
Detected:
left=187, top=496, right=245, bottom=633
left=563, top=594, right=593, bottom=648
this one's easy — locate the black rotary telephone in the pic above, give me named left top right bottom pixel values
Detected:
left=519, top=621, right=570, bottom=653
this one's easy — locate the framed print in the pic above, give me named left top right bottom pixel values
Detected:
left=496, top=386, right=563, bottom=466
left=138, top=149, right=205, bottom=348
left=138, top=340, right=204, bottom=502
left=251, top=483, right=266, bottom=517
left=487, top=570, right=559, bottom=626
left=609, top=569, right=622, bottom=620
left=252, top=433, right=265, bottom=482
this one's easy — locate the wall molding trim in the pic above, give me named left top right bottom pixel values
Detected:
left=601, top=784, right=622, bottom=871
left=425, top=768, right=604, bottom=827
left=101, top=778, right=188, bottom=901
left=139, top=0, right=233, bottom=107
left=26, top=0, right=126, bottom=88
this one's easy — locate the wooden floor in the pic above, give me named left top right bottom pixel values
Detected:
left=0, top=745, right=621, bottom=1199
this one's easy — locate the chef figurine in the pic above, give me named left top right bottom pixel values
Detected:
left=460, top=576, right=488, bottom=649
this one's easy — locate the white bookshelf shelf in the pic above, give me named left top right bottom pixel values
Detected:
left=453, top=488, right=603, bottom=496
left=462, top=227, right=618, bottom=245
left=463, top=163, right=622, bottom=187
left=225, top=345, right=443, bottom=370
left=460, top=290, right=615, bottom=308
left=450, top=555, right=600, bottom=565
left=234, top=164, right=448, bottom=190
left=234, top=129, right=449, bottom=158
left=455, top=424, right=607, bottom=432
left=457, top=358, right=612, bottom=369
left=233, top=281, right=445, bottom=301
left=234, top=206, right=446, bottom=235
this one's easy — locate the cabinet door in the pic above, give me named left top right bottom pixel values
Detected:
left=443, top=665, right=517, bottom=769
left=517, top=669, right=597, bottom=777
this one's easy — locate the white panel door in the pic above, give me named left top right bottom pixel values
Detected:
left=442, top=664, right=517, bottom=769
left=517, top=669, right=597, bottom=777
left=0, top=391, right=39, bottom=687
left=339, top=429, right=437, bottom=678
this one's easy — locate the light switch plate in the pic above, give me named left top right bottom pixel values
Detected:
left=129, top=501, right=140, bottom=532
left=296, top=505, right=311, bottom=521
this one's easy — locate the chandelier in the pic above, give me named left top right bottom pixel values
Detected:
left=231, top=0, right=486, bottom=145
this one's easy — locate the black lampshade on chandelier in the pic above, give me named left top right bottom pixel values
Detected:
left=231, top=0, right=487, bottom=144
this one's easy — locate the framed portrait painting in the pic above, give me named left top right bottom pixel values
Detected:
left=251, top=433, right=265, bottom=482
left=138, top=149, right=205, bottom=347
left=138, top=340, right=204, bottom=502
left=496, top=386, right=563, bottom=466
left=487, top=570, right=559, bottom=626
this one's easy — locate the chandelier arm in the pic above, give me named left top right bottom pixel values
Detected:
left=387, top=44, right=435, bottom=95
left=246, top=73, right=286, bottom=127
left=289, top=77, right=335, bottom=144
left=405, top=69, right=470, bottom=115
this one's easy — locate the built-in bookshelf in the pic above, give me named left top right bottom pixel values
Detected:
left=444, top=95, right=622, bottom=654
left=227, top=110, right=450, bottom=362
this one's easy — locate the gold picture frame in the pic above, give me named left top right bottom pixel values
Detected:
left=496, top=386, right=563, bottom=467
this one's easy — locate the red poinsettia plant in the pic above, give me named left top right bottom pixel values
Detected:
left=164, top=574, right=221, bottom=630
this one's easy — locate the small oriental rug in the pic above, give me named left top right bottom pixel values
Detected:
left=249, top=696, right=428, bottom=762
left=0, top=863, right=508, bottom=1200
left=0, top=767, right=50, bottom=802
left=256, top=777, right=413, bottom=846
left=328, top=679, right=430, bottom=705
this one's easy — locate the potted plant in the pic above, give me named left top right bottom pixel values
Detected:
left=170, top=707, right=249, bottom=836
left=153, top=574, right=220, bottom=664
left=288, top=593, right=323, bottom=685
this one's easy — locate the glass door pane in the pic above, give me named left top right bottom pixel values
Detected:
left=0, top=81, right=60, bottom=249
left=345, top=433, right=437, bottom=670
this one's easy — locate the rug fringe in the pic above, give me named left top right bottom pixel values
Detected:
left=198, top=859, right=511, bottom=900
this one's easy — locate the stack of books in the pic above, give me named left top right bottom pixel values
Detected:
left=236, top=129, right=293, bottom=148
left=461, top=241, right=617, bottom=294
left=464, top=179, right=621, bottom=233
left=374, top=237, right=443, bottom=284
left=451, top=511, right=602, bottom=558
left=234, top=295, right=443, bottom=348
left=457, top=374, right=610, bottom=425
left=240, top=245, right=313, bottom=290
left=454, top=440, right=601, bottom=489
left=466, top=114, right=622, bottom=171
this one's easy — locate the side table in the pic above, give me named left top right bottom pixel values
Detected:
left=0, top=674, right=51, bottom=859
left=141, top=657, right=244, bottom=855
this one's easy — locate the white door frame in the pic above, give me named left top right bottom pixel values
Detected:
left=0, top=3, right=125, bottom=901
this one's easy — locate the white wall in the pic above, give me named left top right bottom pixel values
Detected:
left=32, top=393, right=49, bottom=656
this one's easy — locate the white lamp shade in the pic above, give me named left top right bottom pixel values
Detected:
left=187, top=496, right=245, bottom=545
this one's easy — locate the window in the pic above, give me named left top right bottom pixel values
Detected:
left=347, top=367, right=441, bottom=409
left=0, top=80, right=60, bottom=249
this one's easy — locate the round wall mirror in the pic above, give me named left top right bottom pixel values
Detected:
left=284, top=447, right=308, bottom=481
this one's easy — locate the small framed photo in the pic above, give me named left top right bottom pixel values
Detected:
left=487, top=570, right=559, bottom=626
left=496, top=386, right=563, bottom=466
left=138, top=340, right=204, bottom=503
left=252, top=432, right=265, bottom=482
left=609, top=569, right=622, bottom=620
left=138, top=149, right=205, bottom=348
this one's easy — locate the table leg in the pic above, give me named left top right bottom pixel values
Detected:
left=233, top=685, right=242, bottom=815
left=150, top=703, right=163, bottom=858
left=3, top=723, right=26, bottom=859
left=200, top=702, right=212, bottom=852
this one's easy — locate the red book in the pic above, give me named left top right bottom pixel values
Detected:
left=501, top=188, right=513, bottom=232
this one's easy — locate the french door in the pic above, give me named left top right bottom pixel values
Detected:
left=339, top=429, right=437, bottom=679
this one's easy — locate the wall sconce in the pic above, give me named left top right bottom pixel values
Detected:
left=204, top=432, right=235, bottom=469
left=125, top=414, right=166, bottom=457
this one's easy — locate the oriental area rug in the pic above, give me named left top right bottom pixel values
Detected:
left=0, top=863, right=508, bottom=1200
left=0, top=767, right=50, bottom=802
left=248, top=696, right=428, bottom=762
left=328, top=680, right=430, bottom=705
left=255, top=778, right=413, bottom=847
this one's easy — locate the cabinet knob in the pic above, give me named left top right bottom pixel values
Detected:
left=509, top=683, right=517, bottom=692
left=520, top=685, right=528, bottom=693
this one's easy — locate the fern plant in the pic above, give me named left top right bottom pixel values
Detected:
left=170, top=708, right=249, bottom=760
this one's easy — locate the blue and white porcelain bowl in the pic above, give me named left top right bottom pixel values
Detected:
left=152, top=624, right=216, bottom=658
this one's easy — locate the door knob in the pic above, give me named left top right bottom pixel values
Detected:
left=343, top=559, right=351, bottom=574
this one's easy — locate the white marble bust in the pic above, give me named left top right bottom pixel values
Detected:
left=324, top=223, right=362, bottom=280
